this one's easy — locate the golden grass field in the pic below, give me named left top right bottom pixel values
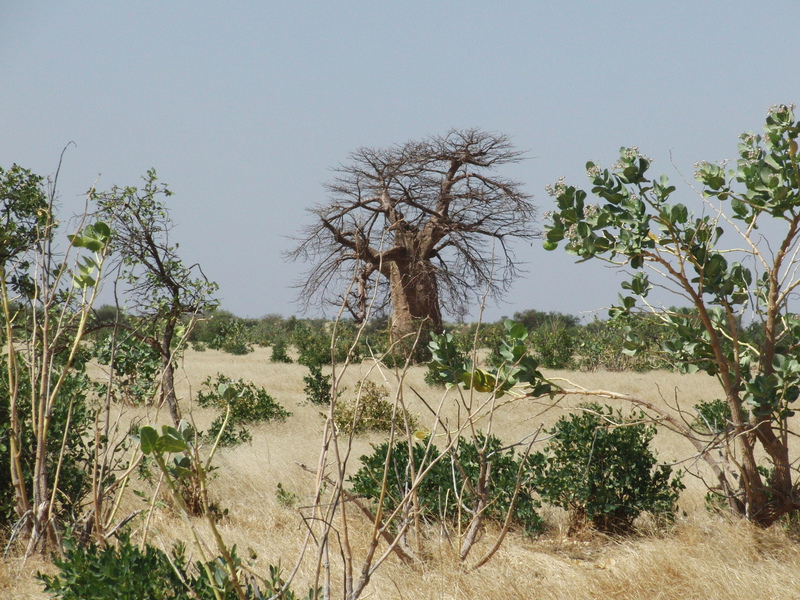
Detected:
left=3, top=347, right=800, bottom=599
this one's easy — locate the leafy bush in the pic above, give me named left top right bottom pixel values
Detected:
left=429, top=321, right=554, bottom=401
left=293, top=322, right=336, bottom=366
left=481, top=311, right=580, bottom=369
left=423, top=363, right=447, bottom=387
left=576, top=316, right=668, bottom=372
left=270, top=338, right=293, bottom=363
left=453, top=434, right=545, bottom=535
left=449, top=321, right=501, bottom=356
left=350, top=434, right=544, bottom=535
left=532, top=403, right=684, bottom=534
left=39, top=534, right=195, bottom=600
left=529, top=324, right=576, bottom=369
left=197, top=374, right=291, bottom=446
left=303, top=364, right=333, bottom=406
left=38, top=533, right=312, bottom=600
left=692, top=398, right=733, bottom=434
left=350, top=438, right=444, bottom=524
left=210, top=319, right=254, bottom=355
left=189, top=310, right=254, bottom=355
left=86, top=304, right=130, bottom=342
left=0, top=354, right=93, bottom=528
left=479, top=322, right=509, bottom=368
left=512, top=309, right=580, bottom=332
left=384, top=330, right=434, bottom=366
left=249, top=313, right=290, bottom=347
left=575, top=318, right=632, bottom=371
left=92, top=333, right=160, bottom=405
left=333, top=380, right=415, bottom=435
left=188, top=308, right=237, bottom=345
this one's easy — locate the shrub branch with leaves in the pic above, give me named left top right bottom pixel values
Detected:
left=197, top=374, right=291, bottom=446
left=543, top=104, right=800, bottom=525
left=532, top=403, right=684, bottom=534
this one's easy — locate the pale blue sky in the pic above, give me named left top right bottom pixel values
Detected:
left=2, top=2, right=799, bottom=321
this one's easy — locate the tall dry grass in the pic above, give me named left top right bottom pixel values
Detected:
left=4, top=348, right=800, bottom=599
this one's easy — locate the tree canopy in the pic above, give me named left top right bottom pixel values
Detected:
left=290, top=129, right=537, bottom=341
left=543, top=104, right=800, bottom=525
left=94, top=170, right=218, bottom=424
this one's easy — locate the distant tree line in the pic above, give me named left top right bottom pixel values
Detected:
left=154, top=305, right=777, bottom=373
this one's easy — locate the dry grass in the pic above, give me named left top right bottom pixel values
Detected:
left=5, top=348, right=800, bottom=599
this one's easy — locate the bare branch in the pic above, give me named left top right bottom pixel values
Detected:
left=288, top=129, right=536, bottom=335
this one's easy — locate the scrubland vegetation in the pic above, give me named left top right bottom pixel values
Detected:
left=4, top=345, right=800, bottom=599
left=5, top=105, right=800, bottom=598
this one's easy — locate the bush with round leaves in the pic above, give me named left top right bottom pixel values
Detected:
left=38, top=532, right=314, bottom=600
left=197, top=374, right=291, bottom=446
left=531, top=403, right=684, bottom=534
left=350, top=433, right=544, bottom=535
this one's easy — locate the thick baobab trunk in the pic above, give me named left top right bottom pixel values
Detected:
left=388, top=259, right=443, bottom=343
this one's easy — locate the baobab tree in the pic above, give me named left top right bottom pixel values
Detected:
left=290, top=129, right=537, bottom=343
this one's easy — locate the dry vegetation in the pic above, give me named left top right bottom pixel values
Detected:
left=4, top=347, right=800, bottom=599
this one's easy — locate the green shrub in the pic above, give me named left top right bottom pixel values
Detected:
left=423, top=363, right=447, bottom=387
left=575, top=318, right=630, bottom=371
left=303, top=364, right=333, bottom=405
left=452, top=434, right=544, bottom=535
left=188, top=309, right=236, bottom=344
left=483, top=311, right=580, bottom=369
left=270, top=338, right=293, bottom=363
left=350, top=434, right=544, bottom=535
left=692, top=398, right=732, bottom=434
left=249, top=313, right=289, bottom=347
left=38, top=533, right=311, bottom=600
left=92, top=333, right=160, bottom=405
left=532, top=403, right=683, bottom=534
left=577, top=316, right=670, bottom=372
left=477, top=322, right=508, bottom=368
left=384, top=333, right=434, bottom=365
left=210, top=320, right=253, bottom=355
left=197, top=374, right=291, bottom=446
left=293, top=322, right=335, bottom=366
left=0, top=355, right=93, bottom=528
left=350, top=438, right=445, bottom=524
left=333, top=380, right=415, bottom=435
left=189, top=310, right=254, bottom=355
left=39, top=534, right=193, bottom=600
left=86, top=304, right=130, bottom=342
left=529, top=324, right=576, bottom=369
left=512, top=309, right=580, bottom=332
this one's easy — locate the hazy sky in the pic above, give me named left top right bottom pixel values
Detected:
left=2, top=2, right=799, bottom=322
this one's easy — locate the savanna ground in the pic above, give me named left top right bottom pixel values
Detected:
left=3, top=347, right=800, bottom=599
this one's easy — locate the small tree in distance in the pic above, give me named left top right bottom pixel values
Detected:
left=543, top=104, right=800, bottom=525
left=289, top=129, right=537, bottom=345
left=95, top=170, right=218, bottom=426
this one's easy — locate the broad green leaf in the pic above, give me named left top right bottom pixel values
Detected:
left=93, top=221, right=111, bottom=237
left=155, top=436, right=187, bottom=454
left=139, top=426, right=159, bottom=455
left=156, top=425, right=188, bottom=453
left=508, top=321, right=528, bottom=340
left=218, top=382, right=237, bottom=402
